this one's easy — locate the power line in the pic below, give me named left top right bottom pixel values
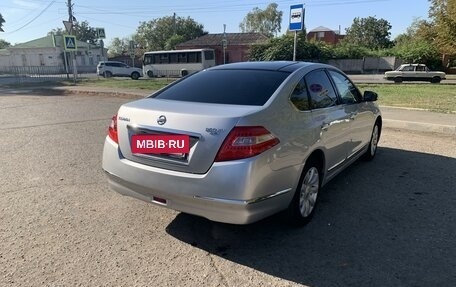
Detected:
left=3, top=1, right=56, bottom=34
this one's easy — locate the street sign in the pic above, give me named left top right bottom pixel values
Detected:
left=96, top=28, right=106, bottom=39
left=63, top=21, right=73, bottom=33
left=63, top=35, right=77, bottom=51
left=289, top=4, right=304, bottom=31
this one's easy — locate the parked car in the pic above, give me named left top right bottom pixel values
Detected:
left=102, top=61, right=382, bottom=225
left=384, top=64, right=446, bottom=83
left=97, top=61, right=143, bottom=80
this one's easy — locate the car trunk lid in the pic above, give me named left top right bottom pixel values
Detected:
left=117, top=98, right=261, bottom=174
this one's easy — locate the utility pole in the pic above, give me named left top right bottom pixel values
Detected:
left=67, top=0, right=77, bottom=83
left=173, top=13, right=177, bottom=35
left=222, top=24, right=227, bottom=64
left=67, top=0, right=74, bottom=29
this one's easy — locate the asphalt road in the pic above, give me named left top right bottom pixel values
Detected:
left=1, top=90, right=455, bottom=287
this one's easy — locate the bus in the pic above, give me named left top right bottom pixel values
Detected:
left=143, top=48, right=216, bottom=78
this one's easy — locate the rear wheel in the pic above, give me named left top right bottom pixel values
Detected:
left=394, top=77, right=402, bottom=83
left=147, top=70, right=154, bottom=78
left=103, top=71, right=112, bottom=78
left=181, top=70, right=188, bottom=77
left=364, top=123, right=380, bottom=161
left=131, top=72, right=140, bottom=80
left=287, top=160, right=321, bottom=225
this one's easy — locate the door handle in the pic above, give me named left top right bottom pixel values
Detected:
left=321, top=122, right=330, bottom=131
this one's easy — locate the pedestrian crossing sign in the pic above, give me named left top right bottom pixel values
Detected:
left=63, top=35, right=77, bottom=51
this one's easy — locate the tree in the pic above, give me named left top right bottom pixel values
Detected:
left=0, top=39, right=10, bottom=49
left=428, top=0, right=456, bottom=55
left=73, top=21, right=98, bottom=44
left=135, top=15, right=206, bottom=51
left=48, top=21, right=98, bottom=44
left=343, top=16, right=392, bottom=49
left=0, top=13, right=5, bottom=32
left=392, top=18, right=442, bottom=69
left=107, top=37, right=130, bottom=58
left=239, top=3, right=282, bottom=37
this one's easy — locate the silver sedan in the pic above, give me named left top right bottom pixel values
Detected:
left=102, top=61, right=382, bottom=225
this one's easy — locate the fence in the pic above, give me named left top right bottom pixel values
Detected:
left=327, top=57, right=402, bottom=74
left=0, top=66, right=96, bottom=85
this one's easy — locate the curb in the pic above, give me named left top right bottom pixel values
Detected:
left=384, top=119, right=456, bottom=136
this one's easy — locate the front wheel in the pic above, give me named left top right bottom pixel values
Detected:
left=131, top=72, right=140, bottom=80
left=364, top=123, right=380, bottom=161
left=430, top=77, right=441, bottom=83
left=287, top=161, right=321, bottom=225
left=394, top=77, right=403, bottom=83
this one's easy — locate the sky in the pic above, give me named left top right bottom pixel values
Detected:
left=1, top=0, right=431, bottom=47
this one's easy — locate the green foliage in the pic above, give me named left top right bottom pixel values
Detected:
left=165, top=34, right=185, bottom=50
left=48, top=28, right=64, bottom=36
left=344, top=16, right=393, bottom=49
left=428, top=0, right=456, bottom=55
left=392, top=38, right=441, bottom=69
left=331, top=42, right=373, bottom=59
left=48, top=21, right=98, bottom=44
left=135, top=15, right=206, bottom=51
left=74, top=21, right=98, bottom=44
left=0, top=39, right=10, bottom=49
left=239, top=3, right=283, bottom=38
left=249, top=32, right=332, bottom=61
left=391, top=18, right=442, bottom=68
left=0, top=13, right=5, bottom=32
left=107, top=37, right=130, bottom=58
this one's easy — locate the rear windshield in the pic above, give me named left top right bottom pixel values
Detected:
left=152, top=69, right=290, bottom=106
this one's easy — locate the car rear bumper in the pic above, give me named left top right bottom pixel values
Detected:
left=102, top=137, right=297, bottom=224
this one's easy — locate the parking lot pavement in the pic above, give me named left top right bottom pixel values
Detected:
left=0, top=91, right=455, bottom=286
left=0, top=92, right=456, bottom=287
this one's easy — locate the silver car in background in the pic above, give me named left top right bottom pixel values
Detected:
left=102, top=61, right=382, bottom=225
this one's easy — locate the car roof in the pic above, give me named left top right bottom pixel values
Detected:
left=401, top=64, right=426, bottom=67
left=98, top=61, right=123, bottom=64
left=208, top=61, right=323, bottom=73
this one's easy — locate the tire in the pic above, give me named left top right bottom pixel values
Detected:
left=287, top=160, right=321, bottom=225
left=146, top=70, right=154, bottom=78
left=103, top=71, right=112, bottom=78
left=394, top=77, right=402, bottom=83
left=181, top=70, right=189, bottom=77
left=364, top=122, right=380, bottom=161
left=430, top=77, right=441, bottom=84
left=131, top=72, right=140, bottom=80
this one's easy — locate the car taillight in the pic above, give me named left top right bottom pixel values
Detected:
left=108, top=115, right=118, bottom=144
left=215, top=126, right=280, bottom=162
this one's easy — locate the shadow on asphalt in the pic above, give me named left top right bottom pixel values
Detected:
left=166, top=147, right=456, bottom=286
left=0, top=87, right=68, bottom=96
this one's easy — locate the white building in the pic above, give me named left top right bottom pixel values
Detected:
left=0, top=34, right=107, bottom=73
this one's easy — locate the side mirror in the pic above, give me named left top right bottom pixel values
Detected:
left=363, top=91, right=378, bottom=102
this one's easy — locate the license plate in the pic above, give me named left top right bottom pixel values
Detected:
left=131, top=134, right=190, bottom=154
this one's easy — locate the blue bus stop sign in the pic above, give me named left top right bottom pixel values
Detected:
left=289, top=4, right=304, bottom=31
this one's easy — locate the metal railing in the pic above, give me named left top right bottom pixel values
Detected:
left=0, top=66, right=96, bottom=85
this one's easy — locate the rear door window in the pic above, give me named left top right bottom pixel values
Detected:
left=304, top=70, right=338, bottom=109
left=153, top=69, right=290, bottom=106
